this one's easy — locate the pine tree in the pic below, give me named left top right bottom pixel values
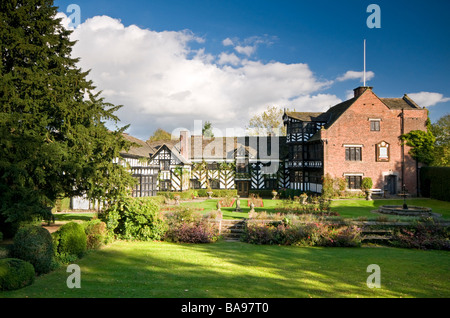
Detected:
left=0, top=0, right=134, bottom=234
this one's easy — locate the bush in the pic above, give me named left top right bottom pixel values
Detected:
left=243, top=217, right=362, bottom=247
left=0, top=258, right=35, bottom=291
left=163, top=207, right=220, bottom=243
left=361, top=177, right=373, bottom=191
left=10, top=225, right=54, bottom=275
left=0, top=231, right=3, bottom=242
left=392, top=219, right=450, bottom=250
left=100, top=196, right=166, bottom=241
left=53, top=222, right=87, bottom=260
left=83, top=220, right=108, bottom=250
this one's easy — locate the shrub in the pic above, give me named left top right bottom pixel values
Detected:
left=392, top=219, right=450, bottom=250
left=10, top=225, right=54, bottom=275
left=100, top=196, right=166, bottom=241
left=83, top=220, right=108, bottom=250
left=0, top=231, right=3, bottom=242
left=54, top=222, right=87, bottom=259
left=0, top=258, right=35, bottom=291
left=243, top=217, right=362, bottom=247
left=361, top=177, right=373, bottom=191
left=163, top=207, right=220, bottom=243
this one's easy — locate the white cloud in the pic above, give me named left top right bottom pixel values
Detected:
left=222, top=37, right=234, bottom=46
left=336, top=70, right=375, bottom=82
left=217, top=52, right=241, bottom=66
left=407, top=92, right=450, bottom=107
left=234, top=45, right=256, bottom=57
left=62, top=14, right=335, bottom=139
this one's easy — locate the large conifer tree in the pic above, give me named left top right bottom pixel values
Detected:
left=0, top=0, right=134, bottom=233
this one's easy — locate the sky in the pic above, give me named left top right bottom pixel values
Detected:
left=54, top=0, right=450, bottom=141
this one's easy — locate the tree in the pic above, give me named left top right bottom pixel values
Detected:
left=247, top=106, right=286, bottom=136
left=0, top=0, right=134, bottom=234
left=147, top=128, right=172, bottom=142
left=202, top=121, right=214, bottom=137
left=401, top=130, right=435, bottom=165
left=430, top=114, right=450, bottom=167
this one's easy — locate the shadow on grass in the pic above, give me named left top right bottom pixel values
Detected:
left=3, top=241, right=449, bottom=298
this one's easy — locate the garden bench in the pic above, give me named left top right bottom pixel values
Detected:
left=370, top=189, right=384, bottom=198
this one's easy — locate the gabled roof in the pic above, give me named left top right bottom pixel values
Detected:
left=148, top=143, right=190, bottom=165
left=284, top=111, right=329, bottom=122
left=380, top=95, right=422, bottom=110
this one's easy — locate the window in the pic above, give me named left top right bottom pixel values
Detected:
left=236, top=161, right=248, bottom=173
left=345, top=147, right=362, bottom=161
left=132, top=175, right=156, bottom=197
left=346, top=176, right=362, bottom=190
left=370, top=120, right=380, bottom=131
left=264, top=178, right=277, bottom=190
left=209, top=179, right=220, bottom=189
left=159, top=180, right=171, bottom=191
left=291, top=144, right=302, bottom=160
left=160, top=159, right=170, bottom=171
left=290, top=170, right=303, bottom=183
left=190, top=179, right=201, bottom=189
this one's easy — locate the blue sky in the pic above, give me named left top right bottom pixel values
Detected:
left=54, top=0, right=449, bottom=139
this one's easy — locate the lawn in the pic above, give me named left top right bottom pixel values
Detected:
left=181, top=197, right=450, bottom=220
left=1, top=240, right=449, bottom=298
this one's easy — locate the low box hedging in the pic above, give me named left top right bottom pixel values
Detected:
left=52, top=222, right=87, bottom=261
left=10, top=225, right=54, bottom=275
left=0, top=258, right=35, bottom=291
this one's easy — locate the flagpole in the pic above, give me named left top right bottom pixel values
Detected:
left=363, top=39, right=366, bottom=87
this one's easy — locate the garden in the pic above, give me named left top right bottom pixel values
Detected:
left=1, top=193, right=449, bottom=297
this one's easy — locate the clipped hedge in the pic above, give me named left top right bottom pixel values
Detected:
left=9, top=225, right=54, bottom=275
left=0, top=258, right=35, bottom=291
left=53, top=222, right=87, bottom=260
left=420, top=167, right=450, bottom=201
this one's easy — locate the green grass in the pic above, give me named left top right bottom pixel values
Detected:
left=182, top=198, right=450, bottom=220
left=1, top=241, right=449, bottom=298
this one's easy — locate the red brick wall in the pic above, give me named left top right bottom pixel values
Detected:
left=321, top=89, right=427, bottom=195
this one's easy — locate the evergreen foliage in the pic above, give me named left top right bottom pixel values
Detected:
left=0, top=0, right=135, bottom=233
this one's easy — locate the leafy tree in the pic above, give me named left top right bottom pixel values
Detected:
left=202, top=121, right=214, bottom=137
left=401, top=130, right=435, bottom=165
left=247, top=105, right=286, bottom=136
left=147, top=128, right=172, bottom=142
left=430, top=114, right=450, bottom=167
left=0, top=0, right=134, bottom=234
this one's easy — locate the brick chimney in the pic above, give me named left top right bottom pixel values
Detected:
left=179, top=130, right=190, bottom=160
left=353, top=86, right=372, bottom=98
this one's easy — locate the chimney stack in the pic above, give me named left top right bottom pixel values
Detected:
left=353, top=86, right=372, bottom=98
left=180, top=130, right=190, bottom=160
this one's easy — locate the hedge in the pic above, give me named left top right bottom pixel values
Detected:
left=0, top=258, right=35, bottom=291
left=420, top=167, right=450, bottom=201
left=10, top=225, right=54, bottom=275
left=53, top=222, right=87, bottom=260
left=158, top=189, right=238, bottom=198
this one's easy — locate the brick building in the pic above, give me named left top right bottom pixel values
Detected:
left=283, top=86, right=429, bottom=196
